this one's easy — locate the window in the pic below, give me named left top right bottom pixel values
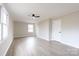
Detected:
left=0, top=7, right=8, bottom=40
left=28, top=24, right=34, bottom=32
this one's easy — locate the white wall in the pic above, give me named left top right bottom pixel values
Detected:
left=0, top=6, right=1, bottom=40
left=35, top=12, right=79, bottom=48
left=60, top=12, right=79, bottom=48
left=0, top=5, right=13, bottom=56
left=35, top=19, right=50, bottom=41
left=35, top=11, right=79, bottom=48
left=51, top=12, right=79, bottom=48
left=14, top=21, right=34, bottom=38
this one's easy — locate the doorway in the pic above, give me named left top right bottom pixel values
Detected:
left=52, top=19, right=62, bottom=41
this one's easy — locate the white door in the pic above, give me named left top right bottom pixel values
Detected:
left=52, top=19, right=61, bottom=41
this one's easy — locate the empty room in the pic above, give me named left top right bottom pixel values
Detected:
left=0, top=3, right=79, bottom=56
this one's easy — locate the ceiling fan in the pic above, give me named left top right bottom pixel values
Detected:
left=28, top=13, right=40, bottom=19
left=32, top=14, right=40, bottom=18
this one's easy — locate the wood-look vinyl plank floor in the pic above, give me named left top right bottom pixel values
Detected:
left=12, top=37, right=79, bottom=56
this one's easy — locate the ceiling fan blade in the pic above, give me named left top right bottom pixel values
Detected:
left=35, top=16, right=40, bottom=17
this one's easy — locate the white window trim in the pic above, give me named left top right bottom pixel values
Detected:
left=0, top=5, right=9, bottom=42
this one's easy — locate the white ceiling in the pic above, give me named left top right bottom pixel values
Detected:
left=4, top=3, right=79, bottom=23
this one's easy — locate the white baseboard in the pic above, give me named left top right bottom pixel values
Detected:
left=3, top=38, right=13, bottom=56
